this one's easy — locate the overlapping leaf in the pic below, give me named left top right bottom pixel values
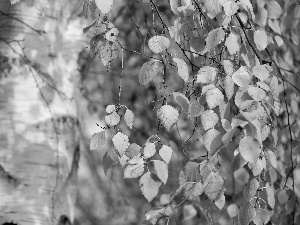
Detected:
left=157, top=105, right=179, bottom=131
left=148, top=35, right=170, bottom=53
left=139, top=60, right=159, bottom=85
left=139, top=172, right=162, bottom=202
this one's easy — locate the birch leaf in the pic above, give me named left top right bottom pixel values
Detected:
left=149, top=35, right=170, bottom=53
left=124, top=108, right=135, bottom=129
left=201, top=110, right=219, bottom=131
left=239, top=136, right=261, bottom=163
left=173, top=58, right=189, bottom=82
left=139, top=60, right=159, bottom=85
left=172, top=92, right=190, bottom=112
left=139, top=172, right=162, bottom=202
left=254, top=30, right=268, bottom=51
left=157, top=105, right=179, bottom=131
left=206, top=28, right=225, bottom=52
left=153, top=160, right=168, bottom=184
left=112, top=132, right=130, bottom=156
left=159, top=145, right=173, bottom=164
left=206, top=87, right=224, bottom=109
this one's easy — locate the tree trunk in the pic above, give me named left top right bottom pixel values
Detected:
left=0, top=0, right=86, bottom=224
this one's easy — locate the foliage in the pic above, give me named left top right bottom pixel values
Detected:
left=85, top=0, right=300, bottom=224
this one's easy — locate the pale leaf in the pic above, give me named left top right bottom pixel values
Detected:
left=196, top=66, right=217, bottom=84
left=105, top=111, right=120, bottom=127
left=202, top=84, right=216, bottom=95
left=153, top=160, right=168, bottom=184
left=252, top=64, right=272, bottom=81
left=206, top=28, right=225, bottom=52
left=239, top=0, right=255, bottom=19
left=202, top=0, right=223, bottom=18
left=248, top=157, right=266, bottom=176
left=254, top=30, right=268, bottom=51
left=239, top=136, right=261, bottom=163
left=266, top=0, right=281, bottom=19
left=139, top=60, right=159, bottom=85
left=173, top=58, right=189, bottom=82
left=221, top=119, right=232, bottom=131
left=188, top=100, right=204, bottom=117
left=266, top=150, right=277, bottom=168
left=201, top=110, right=219, bottom=131
left=266, top=183, right=275, bottom=208
left=203, top=129, right=222, bottom=155
left=203, top=172, right=224, bottom=201
left=274, top=35, right=284, bottom=47
left=248, top=87, right=266, bottom=101
left=172, top=92, right=190, bottom=112
left=225, top=33, right=240, bottom=55
left=206, top=87, right=224, bottom=109
left=223, top=1, right=239, bottom=17
left=257, top=82, right=270, bottom=92
left=103, top=147, right=119, bottom=175
left=143, top=142, right=156, bottom=159
left=124, top=156, right=145, bottom=178
left=232, top=66, right=252, bottom=87
left=183, top=204, right=197, bottom=220
left=90, top=131, right=106, bottom=150
left=106, top=104, right=116, bottom=114
left=270, top=76, right=279, bottom=98
left=159, top=145, right=173, bottom=164
left=253, top=209, right=272, bottom=225
left=224, top=75, right=235, bottom=100
left=243, top=178, right=259, bottom=201
left=112, top=132, right=130, bottom=156
left=223, top=60, right=234, bottom=76
left=157, top=105, right=179, bottom=131
left=148, top=35, right=170, bottom=53
left=139, top=172, right=162, bottom=202
left=124, top=108, right=135, bottom=129
left=268, top=19, right=281, bottom=34
left=95, top=0, right=113, bottom=14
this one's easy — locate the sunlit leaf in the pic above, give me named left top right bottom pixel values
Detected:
left=223, top=1, right=239, bottom=17
left=223, top=60, right=234, bottom=76
left=253, top=208, right=272, bottom=225
left=239, top=0, right=255, bottom=19
left=153, top=160, right=168, bottom=184
left=112, top=132, right=130, bottom=156
left=124, top=156, right=145, bottom=178
left=203, top=172, right=224, bottom=201
left=139, top=172, right=162, bottom=202
left=196, top=66, right=217, bottom=84
left=143, top=142, right=156, bottom=159
left=266, top=150, right=277, bottom=168
left=224, top=75, right=235, bottom=100
left=148, top=35, right=170, bottom=53
left=157, top=105, right=179, bottom=131
left=225, top=33, right=240, bottom=55
left=202, top=0, right=223, bottom=18
left=206, top=87, right=224, bottom=109
left=159, top=145, right=173, bottom=164
left=227, top=204, right=239, bottom=218
left=232, top=66, right=252, bottom=87
left=206, top=28, right=225, bottom=52
left=239, top=136, right=261, bottom=163
left=173, top=57, right=189, bottom=82
left=234, top=167, right=250, bottom=185
left=203, top=129, right=222, bottom=155
left=105, top=111, right=120, bottom=127
left=124, top=108, right=135, bottom=129
left=266, top=183, right=275, bottom=208
left=252, top=64, right=271, bottom=81
left=201, top=110, right=219, bottom=131
left=266, top=0, right=282, bottom=19
left=254, top=30, right=268, bottom=51
left=238, top=202, right=256, bottom=225
left=248, top=87, right=266, bottom=101
left=95, top=0, right=113, bottom=14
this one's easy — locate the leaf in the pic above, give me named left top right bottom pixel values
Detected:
left=148, top=35, right=170, bottom=53
left=278, top=189, right=289, bottom=205
left=234, top=167, right=250, bottom=185
left=252, top=64, right=272, bottom=81
left=95, top=0, right=113, bottom=14
left=254, top=30, right=268, bottom=51
left=139, top=60, right=159, bottom=85
left=206, top=87, right=224, bottom=109
left=203, top=129, right=222, bottom=155
left=124, top=156, right=145, bottom=178
left=257, top=82, right=270, bottom=92
left=270, top=76, right=279, bottom=98
left=239, top=136, right=261, bottom=163
left=203, top=172, right=224, bottom=201
left=224, top=75, right=235, bottom=100
left=202, top=84, right=216, bottom=95
left=239, top=0, right=255, bottom=19
left=295, top=5, right=300, bottom=18
left=125, top=143, right=141, bottom=158
left=266, top=150, right=277, bottom=168
left=106, top=104, right=116, bottom=114
left=157, top=105, right=179, bottom=131
left=124, top=108, right=135, bottom=129
left=112, top=132, right=130, bottom=156
left=99, top=41, right=120, bottom=66
left=266, top=183, right=275, bottom=208
left=201, top=110, right=219, bottom=131
left=143, top=142, right=156, bottom=159
left=173, top=58, right=189, bottom=82
left=90, top=131, right=106, bottom=150
left=153, top=160, right=168, bottom=184
left=225, top=33, right=240, bottom=55
left=248, top=87, right=266, bottom=101
left=243, top=178, right=259, bottom=201
left=219, top=101, right=230, bottom=119
left=221, top=119, right=231, bottom=131
left=188, top=100, right=204, bottom=117
left=223, top=60, right=234, bottom=76
left=206, top=28, right=225, bottom=52
left=170, top=0, right=191, bottom=15
left=104, top=27, right=119, bottom=42
left=232, top=66, right=252, bottom=87
left=196, top=66, right=217, bottom=84
left=238, top=203, right=256, bottom=225
left=227, top=204, right=239, bottom=218
left=83, top=19, right=97, bottom=34
left=119, top=154, right=129, bottom=167
left=103, top=147, right=119, bottom=175
left=215, top=193, right=225, bottom=209
left=183, top=204, right=197, bottom=221
left=172, top=92, right=190, bottom=112
left=159, top=145, right=173, bottom=164
left=105, top=111, right=120, bottom=127
left=222, top=127, right=237, bottom=147
left=266, top=0, right=281, bottom=19
left=202, top=0, right=223, bottom=18
left=274, top=35, right=284, bottom=46
left=249, top=157, right=265, bottom=176
left=253, top=208, right=272, bottom=225
left=268, top=19, right=281, bottom=34
left=223, top=1, right=239, bottom=17
left=139, top=172, right=162, bottom=202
